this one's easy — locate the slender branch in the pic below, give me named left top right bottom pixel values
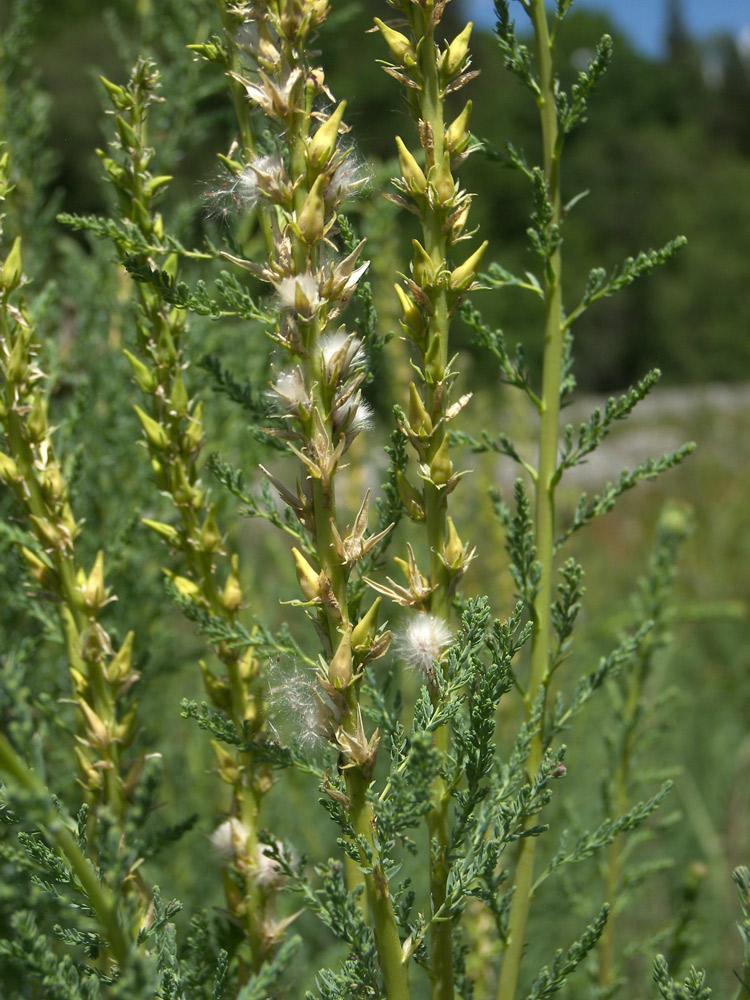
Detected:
left=0, top=734, right=131, bottom=968
left=497, top=3, right=564, bottom=998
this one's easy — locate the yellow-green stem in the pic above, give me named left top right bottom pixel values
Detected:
left=0, top=733, right=131, bottom=967
left=496, top=3, right=563, bottom=999
left=347, top=768, right=412, bottom=1000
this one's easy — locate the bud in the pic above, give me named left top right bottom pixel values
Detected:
left=443, top=22, right=473, bottom=78
left=394, top=284, right=423, bottom=340
left=39, top=466, right=64, bottom=503
left=77, top=698, right=111, bottom=750
left=74, top=746, right=104, bottom=791
left=328, top=627, right=353, bottom=689
left=373, top=18, right=416, bottom=67
left=395, top=137, right=426, bottom=194
left=0, top=452, right=18, bottom=484
left=108, top=631, right=135, bottom=683
left=142, top=518, right=181, bottom=546
left=351, top=598, right=382, bottom=651
left=115, top=115, right=139, bottom=150
left=156, top=323, right=177, bottom=366
left=144, top=175, right=173, bottom=200
left=297, top=174, right=326, bottom=245
left=292, top=546, right=322, bottom=602
left=95, top=151, right=127, bottom=186
left=84, top=551, right=107, bottom=610
left=411, top=239, right=436, bottom=286
left=123, top=350, right=157, bottom=393
left=445, top=101, right=472, bottom=154
left=184, top=401, right=204, bottom=450
left=430, top=151, right=454, bottom=204
left=134, top=405, right=169, bottom=450
left=168, top=573, right=201, bottom=600
left=131, top=198, right=153, bottom=237
left=211, top=739, right=239, bottom=785
left=429, top=435, right=453, bottom=486
left=201, top=508, right=222, bottom=554
left=6, top=331, right=28, bottom=382
left=308, top=100, right=347, bottom=169
left=20, top=546, right=57, bottom=589
left=449, top=240, right=488, bottom=291
left=99, top=75, right=129, bottom=110
left=222, top=554, right=242, bottom=612
left=170, top=372, right=189, bottom=417
left=1, top=236, right=23, bottom=291
left=171, top=460, right=199, bottom=507
left=115, top=704, right=138, bottom=746
left=408, top=382, right=432, bottom=435
left=26, top=394, right=48, bottom=443
left=396, top=471, right=425, bottom=521
left=202, top=664, right=233, bottom=713
left=443, top=516, right=463, bottom=568
left=29, top=514, right=65, bottom=551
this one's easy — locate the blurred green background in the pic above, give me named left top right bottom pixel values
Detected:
left=1, top=1, right=749, bottom=997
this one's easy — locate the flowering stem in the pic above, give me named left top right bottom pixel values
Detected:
left=414, top=10, right=456, bottom=999
left=1, top=298, right=128, bottom=829
left=93, top=60, right=275, bottom=971
left=496, top=3, right=563, bottom=999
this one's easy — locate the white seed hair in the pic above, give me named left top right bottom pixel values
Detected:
left=209, top=817, right=248, bottom=861
left=277, top=273, right=320, bottom=313
left=272, top=367, right=309, bottom=410
left=397, top=613, right=453, bottom=683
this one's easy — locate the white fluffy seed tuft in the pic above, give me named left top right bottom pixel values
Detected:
left=397, top=613, right=453, bottom=683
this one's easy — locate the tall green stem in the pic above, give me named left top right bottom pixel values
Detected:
left=347, top=769, right=412, bottom=1000
left=496, top=3, right=563, bottom=998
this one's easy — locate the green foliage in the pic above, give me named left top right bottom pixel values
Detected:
left=0, top=2, right=747, bottom=1000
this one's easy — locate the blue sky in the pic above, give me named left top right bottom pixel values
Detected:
left=461, top=0, right=750, bottom=57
